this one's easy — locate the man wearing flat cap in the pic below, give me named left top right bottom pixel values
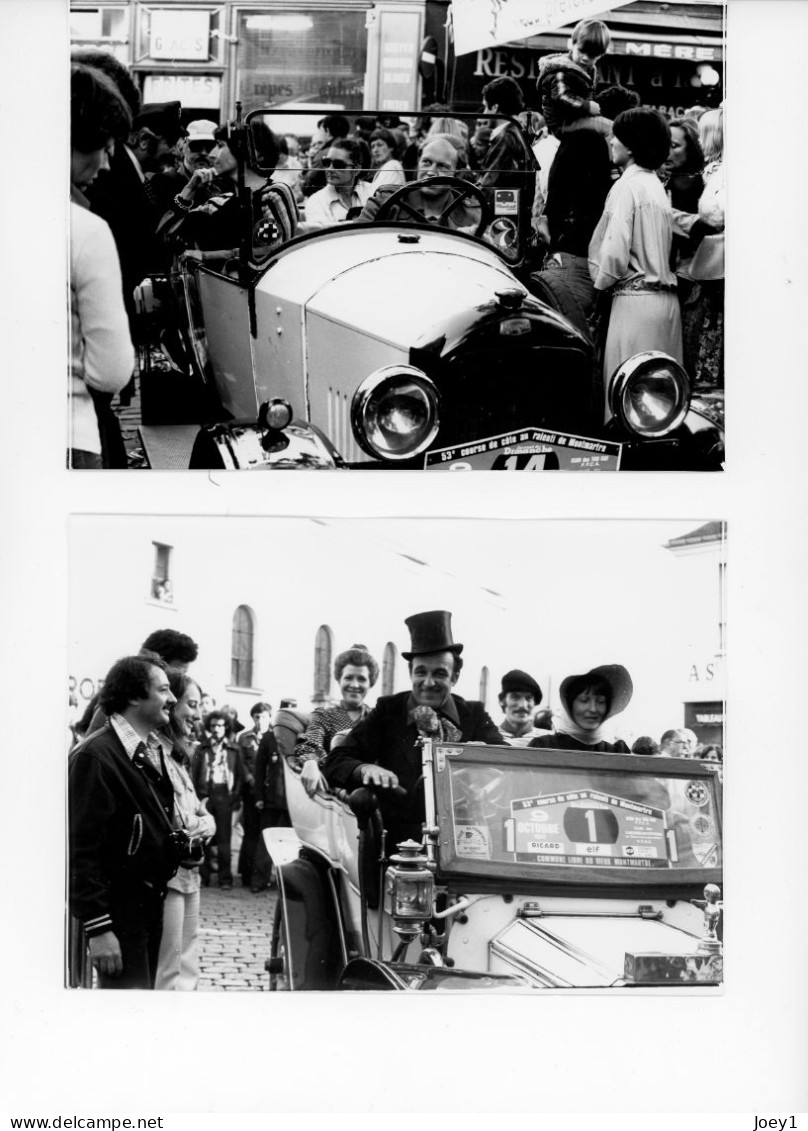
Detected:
left=149, top=118, right=218, bottom=214
left=324, top=611, right=502, bottom=847
left=498, top=669, right=550, bottom=747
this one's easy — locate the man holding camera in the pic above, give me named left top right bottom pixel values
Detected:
left=68, top=655, right=180, bottom=989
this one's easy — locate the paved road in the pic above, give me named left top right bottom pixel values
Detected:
left=197, top=880, right=278, bottom=992
left=196, top=824, right=278, bottom=991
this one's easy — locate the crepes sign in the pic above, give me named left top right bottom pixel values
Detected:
left=451, top=0, right=635, bottom=57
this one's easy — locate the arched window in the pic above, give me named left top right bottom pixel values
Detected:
left=231, top=605, right=255, bottom=688
left=479, top=665, right=490, bottom=708
left=313, top=624, right=335, bottom=705
left=382, top=641, right=398, bottom=696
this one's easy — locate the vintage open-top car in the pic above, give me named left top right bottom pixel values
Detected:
left=137, top=107, right=724, bottom=471
left=263, top=710, right=723, bottom=991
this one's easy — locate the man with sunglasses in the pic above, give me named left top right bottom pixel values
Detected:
left=150, top=119, right=219, bottom=215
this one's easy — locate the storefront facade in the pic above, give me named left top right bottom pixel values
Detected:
left=70, top=0, right=427, bottom=123
left=445, top=1, right=724, bottom=115
left=664, top=521, right=727, bottom=749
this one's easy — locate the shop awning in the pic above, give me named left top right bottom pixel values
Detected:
left=450, top=0, right=638, bottom=56
left=450, top=0, right=722, bottom=57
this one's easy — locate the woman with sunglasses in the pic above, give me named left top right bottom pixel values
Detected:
left=301, top=137, right=373, bottom=232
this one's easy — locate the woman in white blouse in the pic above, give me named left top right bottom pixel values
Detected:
left=369, top=128, right=405, bottom=190
left=302, top=138, right=373, bottom=232
left=588, top=107, right=683, bottom=402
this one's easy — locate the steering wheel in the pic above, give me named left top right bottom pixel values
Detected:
left=373, top=175, right=493, bottom=238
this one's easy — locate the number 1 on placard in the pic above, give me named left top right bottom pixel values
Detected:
left=584, top=809, right=598, bottom=842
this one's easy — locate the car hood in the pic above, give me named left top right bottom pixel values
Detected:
left=489, top=912, right=703, bottom=987
left=255, top=227, right=525, bottom=350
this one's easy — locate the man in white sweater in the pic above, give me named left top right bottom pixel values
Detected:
left=69, top=63, right=135, bottom=467
left=69, top=202, right=134, bottom=466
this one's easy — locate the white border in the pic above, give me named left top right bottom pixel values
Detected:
left=2, top=0, right=807, bottom=1116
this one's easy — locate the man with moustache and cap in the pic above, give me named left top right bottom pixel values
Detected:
left=323, top=611, right=502, bottom=847
left=497, top=669, right=550, bottom=747
left=149, top=118, right=220, bottom=214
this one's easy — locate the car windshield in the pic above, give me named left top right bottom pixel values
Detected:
left=246, top=108, right=536, bottom=263
left=432, top=744, right=722, bottom=887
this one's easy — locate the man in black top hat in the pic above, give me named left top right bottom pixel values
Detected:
left=497, top=668, right=549, bottom=747
left=323, top=610, right=501, bottom=847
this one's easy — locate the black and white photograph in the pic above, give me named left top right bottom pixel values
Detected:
left=3, top=0, right=808, bottom=1121
left=66, top=515, right=725, bottom=992
left=68, top=0, right=724, bottom=470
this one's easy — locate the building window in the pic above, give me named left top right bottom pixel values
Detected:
left=70, top=6, right=130, bottom=62
left=313, top=624, right=334, bottom=706
left=231, top=605, right=255, bottom=688
left=235, top=8, right=367, bottom=115
left=151, top=542, right=173, bottom=603
left=382, top=642, right=398, bottom=696
left=479, top=665, right=490, bottom=707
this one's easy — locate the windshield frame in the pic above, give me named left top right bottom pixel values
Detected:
left=432, top=743, right=723, bottom=897
left=243, top=108, right=538, bottom=265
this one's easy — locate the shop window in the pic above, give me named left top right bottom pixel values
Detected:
left=479, top=665, right=490, bottom=707
left=313, top=624, right=335, bottom=705
left=231, top=605, right=255, bottom=688
left=235, top=8, right=367, bottom=116
left=136, top=5, right=226, bottom=65
left=382, top=642, right=398, bottom=696
left=151, top=542, right=173, bottom=603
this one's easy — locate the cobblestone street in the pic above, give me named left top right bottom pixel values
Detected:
left=196, top=826, right=278, bottom=992
left=197, top=881, right=277, bottom=992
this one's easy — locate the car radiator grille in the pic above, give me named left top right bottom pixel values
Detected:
left=327, top=386, right=362, bottom=463
left=432, top=345, right=598, bottom=449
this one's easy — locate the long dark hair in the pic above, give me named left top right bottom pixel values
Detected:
left=167, top=669, right=201, bottom=762
left=71, top=62, right=132, bottom=154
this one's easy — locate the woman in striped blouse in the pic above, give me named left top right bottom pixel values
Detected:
left=295, top=645, right=380, bottom=797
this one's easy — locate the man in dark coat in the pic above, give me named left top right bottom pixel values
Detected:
left=86, top=101, right=186, bottom=334
left=324, top=610, right=501, bottom=848
left=479, top=76, right=527, bottom=193
left=68, top=655, right=178, bottom=989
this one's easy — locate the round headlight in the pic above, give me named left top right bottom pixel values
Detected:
left=609, top=352, right=690, bottom=437
left=351, top=366, right=440, bottom=461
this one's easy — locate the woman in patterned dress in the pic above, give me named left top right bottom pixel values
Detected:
left=295, top=645, right=380, bottom=797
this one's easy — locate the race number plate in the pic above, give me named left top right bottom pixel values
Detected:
left=504, top=790, right=674, bottom=869
left=424, top=429, right=622, bottom=471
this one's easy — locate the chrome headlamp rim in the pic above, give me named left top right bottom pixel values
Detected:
left=609, top=351, right=691, bottom=438
left=351, top=365, right=440, bottom=462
